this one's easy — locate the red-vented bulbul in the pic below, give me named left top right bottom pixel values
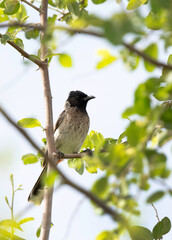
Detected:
left=28, top=90, right=95, bottom=204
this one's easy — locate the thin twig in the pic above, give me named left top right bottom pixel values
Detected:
left=63, top=197, right=86, bottom=240
left=21, top=0, right=41, bottom=12
left=151, top=203, right=160, bottom=222
left=0, top=106, right=128, bottom=227
left=0, top=33, right=43, bottom=67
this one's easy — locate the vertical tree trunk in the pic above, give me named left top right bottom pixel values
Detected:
left=40, top=1, right=56, bottom=239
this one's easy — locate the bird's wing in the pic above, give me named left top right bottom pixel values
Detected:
left=54, top=110, right=66, bottom=133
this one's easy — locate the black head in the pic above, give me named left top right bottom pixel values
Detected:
left=66, top=90, right=95, bottom=111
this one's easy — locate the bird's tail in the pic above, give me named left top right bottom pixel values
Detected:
left=28, top=165, right=47, bottom=205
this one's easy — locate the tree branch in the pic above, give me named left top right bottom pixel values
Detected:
left=39, top=0, right=55, bottom=239
left=1, top=22, right=172, bottom=70
left=21, top=0, right=41, bottom=12
left=0, top=33, right=43, bottom=67
left=0, top=106, right=129, bottom=228
left=0, top=22, right=42, bottom=30
left=54, top=26, right=172, bottom=70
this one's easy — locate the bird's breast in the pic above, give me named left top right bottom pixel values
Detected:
left=54, top=108, right=90, bottom=154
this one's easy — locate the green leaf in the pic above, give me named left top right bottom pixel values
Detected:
left=92, top=177, right=109, bottom=199
left=25, top=29, right=39, bottom=39
left=1, top=33, right=12, bottom=44
left=4, top=0, right=20, bottom=15
left=96, top=49, right=117, bottom=69
left=145, top=10, right=167, bottom=30
left=17, top=118, right=42, bottom=128
left=129, top=226, right=153, bottom=240
left=18, top=217, right=34, bottom=225
left=146, top=191, right=165, bottom=203
left=127, top=0, right=147, bottom=10
left=150, top=0, right=171, bottom=13
left=104, top=21, right=122, bottom=45
left=81, top=134, right=94, bottom=150
left=16, top=4, right=27, bottom=21
left=153, top=217, right=171, bottom=239
left=4, top=196, right=10, bottom=208
left=122, top=106, right=135, bottom=118
left=13, top=38, right=24, bottom=49
left=67, top=0, right=80, bottom=20
left=96, top=231, right=117, bottom=240
left=0, top=219, right=22, bottom=231
left=68, top=158, right=84, bottom=175
left=0, top=228, right=25, bottom=240
left=36, top=224, right=41, bottom=238
left=22, top=154, right=39, bottom=165
left=161, top=109, right=172, bottom=123
left=126, top=121, right=146, bottom=146
left=0, top=9, right=9, bottom=22
left=153, top=84, right=172, bottom=101
left=134, top=84, right=151, bottom=116
left=89, top=130, right=104, bottom=149
left=58, top=54, right=72, bottom=67
left=143, top=43, right=158, bottom=72
left=92, top=0, right=107, bottom=4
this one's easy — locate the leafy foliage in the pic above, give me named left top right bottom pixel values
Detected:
left=1, top=0, right=172, bottom=239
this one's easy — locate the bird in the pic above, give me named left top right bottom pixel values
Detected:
left=28, top=90, right=95, bottom=204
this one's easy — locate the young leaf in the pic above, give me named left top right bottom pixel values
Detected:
left=18, top=217, right=34, bottom=225
left=36, top=224, right=41, bottom=238
left=22, top=154, right=39, bottom=165
left=4, top=196, right=10, bottom=209
left=96, top=49, right=117, bottom=69
left=68, top=158, right=84, bottom=175
left=17, top=118, right=42, bottom=128
left=58, top=54, right=72, bottom=67
left=96, top=231, right=116, bottom=240
left=0, top=219, right=23, bottom=231
left=0, top=9, right=9, bottom=22
left=129, top=226, right=153, bottom=240
left=13, top=38, right=24, bottom=49
left=143, top=44, right=158, bottom=72
left=0, top=228, right=25, bottom=240
left=127, top=0, right=147, bottom=10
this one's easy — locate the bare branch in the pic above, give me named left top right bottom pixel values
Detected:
left=0, top=33, right=43, bottom=67
left=0, top=106, right=128, bottom=228
left=21, top=0, right=41, bottom=12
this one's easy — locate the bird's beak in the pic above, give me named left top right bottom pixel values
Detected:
left=84, top=95, right=95, bottom=101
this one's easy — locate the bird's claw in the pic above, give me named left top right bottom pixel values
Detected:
left=81, top=149, right=93, bottom=156
left=52, top=151, right=64, bottom=160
